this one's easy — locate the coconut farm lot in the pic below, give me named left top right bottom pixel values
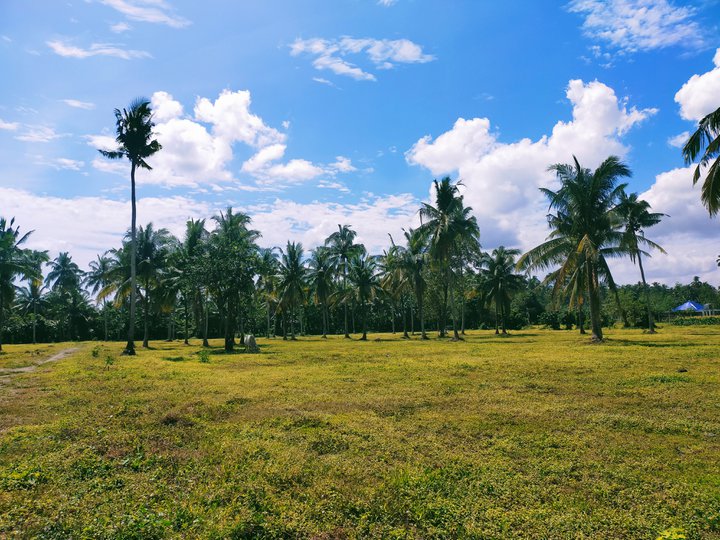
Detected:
left=1, top=328, right=719, bottom=539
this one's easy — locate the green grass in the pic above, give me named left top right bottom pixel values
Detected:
left=1, top=328, right=719, bottom=539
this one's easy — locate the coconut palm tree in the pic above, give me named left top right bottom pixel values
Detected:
left=419, top=178, right=480, bottom=339
left=86, top=253, right=114, bottom=341
left=99, top=98, right=162, bottom=355
left=307, top=246, right=334, bottom=338
left=479, top=247, right=524, bottom=334
left=682, top=105, right=720, bottom=215
left=277, top=241, right=306, bottom=340
left=379, top=242, right=408, bottom=337
left=326, top=225, right=364, bottom=338
left=257, top=248, right=280, bottom=339
left=135, top=224, right=176, bottom=348
left=46, top=252, right=84, bottom=340
left=616, top=191, right=666, bottom=333
left=518, top=156, right=631, bottom=342
left=16, top=250, right=49, bottom=344
left=347, top=254, right=381, bottom=341
left=170, top=219, right=207, bottom=345
left=398, top=228, right=429, bottom=339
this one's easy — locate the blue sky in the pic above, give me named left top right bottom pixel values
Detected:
left=1, top=0, right=719, bottom=284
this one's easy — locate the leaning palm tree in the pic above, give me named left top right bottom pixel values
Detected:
left=307, top=246, right=334, bottom=338
left=518, top=156, right=631, bottom=342
left=277, top=241, right=306, bottom=340
left=616, top=191, right=666, bottom=333
left=326, top=225, right=364, bottom=338
left=682, top=104, right=720, bottom=215
left=347, top=254, right=381, bottom=341
left=479, top=246, right=524, bottom=335
left=99, top=98, right=162, bottom=355
left=419, top=178, right=480, bottom=339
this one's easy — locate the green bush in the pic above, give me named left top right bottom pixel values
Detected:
left=671, top=316, right=720, bottom=326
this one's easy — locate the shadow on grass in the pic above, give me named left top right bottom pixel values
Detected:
left=607, top=338, right=700, bottom=348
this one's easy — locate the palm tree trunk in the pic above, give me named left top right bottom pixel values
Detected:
left=351, top=301, right=356, bottom=334
left=360, top=301, right=367, bottom=340
left=104, top=304, right=109, bottom=341
left=419, top=289, right=428, bottom=340
left=578, top=305, right=586, bottom=334
left=202, top=297, right=209, bottom=347
left=501, top=302, right=507, bottom=335
left=142, top=280, right=150, bottom=348
left=495, top=304, right=499, bottom=334
left=32, top=303, right=37, bottom=344
left=390, top=301, right=396, bottom=334
left=184, top=296, right=190, bottom=345
left=224, top=297, right=234, bottom=352
left=124, top=162, right=137, bottom=355
left=322, top=302, right=328, bottom=338
left=290, top=305, right=296, bottom=340
left=343, top=262, right=350, bottom=338
left=402, top=303, right=409, bottom=339
left=461, top=295, right=466, bottom=335
left=588, top=264, right=604, bottom=342
left=637, top=252, right=655, bottom=333
left=440, top=281, right=449, bottom=338
left=266, top=300, right=271, bottom=339
left=0, top=294, right=4, bottom=352
left=411, top=305, right=415, bottom=335
left=612, top=286, right=629, bottom=327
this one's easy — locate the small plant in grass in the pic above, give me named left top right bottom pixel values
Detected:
left=104, top=355, right=115, bottom=370
left=656, top=528, right=686, bottom=539
left=198, top=350, right=210, bottom=363
left=91, top=345, right=101, bottom=358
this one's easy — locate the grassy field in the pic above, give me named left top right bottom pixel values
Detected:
left=0, top=328, right=719, bottom=539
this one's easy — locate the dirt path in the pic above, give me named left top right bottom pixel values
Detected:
left=0, top=347, right=80, bottom=384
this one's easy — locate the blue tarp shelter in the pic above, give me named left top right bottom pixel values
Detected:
left=672, top=301, right=705, bottom=312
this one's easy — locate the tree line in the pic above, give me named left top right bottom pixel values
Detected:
left=0, top=97, right=718, bottom=351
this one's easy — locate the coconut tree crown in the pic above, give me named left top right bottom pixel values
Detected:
left=99, top=98, right=162, bottom=169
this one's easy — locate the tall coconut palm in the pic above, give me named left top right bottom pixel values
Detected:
left=616, top=191, right=666, bottom=333
left=347, top=254, right=381, bottom=341
left=479, top=247, right=524, bottom=335
left=17, top=250, right=49, bottom=344
left=326, top=224, right=364, bottom=338
left=46, top=252, right=84, bottom=340
left=398, top=228, right=429, bottom=339
left=419, top=178, right=480, bottom=339
left=379, top=242, right=408, bottom=337
left=518, top=156, right=631, bottom=342
left=86, top=254, right=114, bottom=340
left=257, top=248, right=279, bottom=339
left=307, top=246, right=334, bottom=338
left=171, top=219, right=207, bottom=345
left=682, top=105, right=720, bottom=215
left=278, top=241, right=306, bottom=340
left=99, top=98, right=162, bottom=355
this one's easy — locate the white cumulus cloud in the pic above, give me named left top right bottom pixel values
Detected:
left=674, top=48, right=720, bottom=121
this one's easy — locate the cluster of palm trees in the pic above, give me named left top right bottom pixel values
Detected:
left=3, top=97, right=718, bottom=350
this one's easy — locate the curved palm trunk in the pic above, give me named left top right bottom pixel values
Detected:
left=588, top=264, right=604, bottom=342
left=124, top=162, right=138, bottom=355
left=637, top=252, right=656, bottom=333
